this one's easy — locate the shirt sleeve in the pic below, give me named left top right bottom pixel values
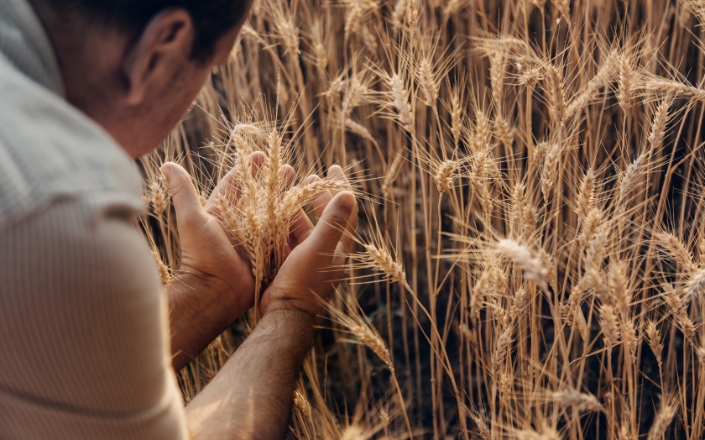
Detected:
left=0, top=197, right=188, bottom=440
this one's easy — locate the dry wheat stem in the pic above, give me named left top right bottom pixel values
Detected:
left=143, top=1, right=705, bottom=437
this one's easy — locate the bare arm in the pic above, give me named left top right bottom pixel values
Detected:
left=184, top=309, right=315, bottom=439
left=174, top=166, right=358, bottom=439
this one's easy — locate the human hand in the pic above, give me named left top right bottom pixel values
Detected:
left=161, top=153, right=293, bottom=323
left=259, top=165, right=358, bottom=321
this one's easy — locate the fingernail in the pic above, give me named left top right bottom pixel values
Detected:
left=329, top=165, right=343, bottom=176
left=337, top=191, right=355, bottom=213
left=160, top=164, right=171, bottom=179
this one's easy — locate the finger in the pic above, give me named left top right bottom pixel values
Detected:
left=327, top=165, right=351, bottom=197
left=280, top=164, right=295, bottom=190
left=327, top=164, right=348, bottom=181
left=250, top=151, right=266, bottom=172
left=339, top=194, right=358, bottom=253
left=325, top=165, right=356, bottom=250
left=161, top=162, right=209, bottom=231
left=306, top=174, right=332, bottom=219
left=313, top=190, right=332, bottom=219
left=289, top=206, right=314, bottom=246
left=206, top=152, right=266, bottom=213
left=205, top=167, right=240, bottom=213
left=303, top=175, right=328, bottom=218
left=305, top=191, right=356, bottom=257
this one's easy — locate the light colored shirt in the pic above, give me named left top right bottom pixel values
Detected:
left=0, top=0, right=188, bottom=437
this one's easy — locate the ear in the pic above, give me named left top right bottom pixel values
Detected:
left=122, top=9, right=194, bottom=105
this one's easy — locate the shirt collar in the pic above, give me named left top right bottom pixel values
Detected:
left=0, top=0, right=65, bottom=97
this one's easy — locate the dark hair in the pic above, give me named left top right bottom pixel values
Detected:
left=44, top=0, right=250, bottom=62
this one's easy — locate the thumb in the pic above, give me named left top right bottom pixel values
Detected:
left=306, top=191, right=355, bottom=255
left=161, top=162, right=208, bottom=230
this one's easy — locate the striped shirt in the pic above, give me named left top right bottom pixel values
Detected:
left=0, top=0, right=188, bottom=437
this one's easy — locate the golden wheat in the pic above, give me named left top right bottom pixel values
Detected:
left=140, top=0, right=705, bottom=437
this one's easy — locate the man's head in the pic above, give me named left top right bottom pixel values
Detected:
left=31, top=0, right=252, bottom=157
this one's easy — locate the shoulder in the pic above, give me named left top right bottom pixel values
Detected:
left=0, top=196, right=172, bottom=410
left=0, top=198, right=188, bottom=437
left=0, top=52, right=145, bottom=230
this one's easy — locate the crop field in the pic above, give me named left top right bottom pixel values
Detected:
left=142, top=0, right=705, bottom=438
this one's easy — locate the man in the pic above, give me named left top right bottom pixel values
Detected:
left=0, top=0, right=358, bottom=438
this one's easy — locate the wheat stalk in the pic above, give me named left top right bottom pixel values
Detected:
left=143, top=1, right=705, bottom=437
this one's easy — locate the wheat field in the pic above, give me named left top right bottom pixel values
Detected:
left=141, top=0, right=705, bottom=438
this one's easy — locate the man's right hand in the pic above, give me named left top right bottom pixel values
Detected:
left=259, top=165, right=358, bottom=321
left=185, top=166, right=358, bottom=440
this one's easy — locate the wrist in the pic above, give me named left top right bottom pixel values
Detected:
left=262, top=299, right=322, bottom=326
left=260, top=307, right=318, bottom=344
left=260, top=292, right=328, bottom=326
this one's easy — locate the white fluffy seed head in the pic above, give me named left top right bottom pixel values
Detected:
left=389, top=73, right=413, bottom=132
left=496, top=239, right=548, bottom=290
left=552, top=388, right=605, bottom=413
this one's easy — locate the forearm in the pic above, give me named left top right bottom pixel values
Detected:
left=184, top=309, right=315, bottom=440
left=167, top=272, right=243, bottom=371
